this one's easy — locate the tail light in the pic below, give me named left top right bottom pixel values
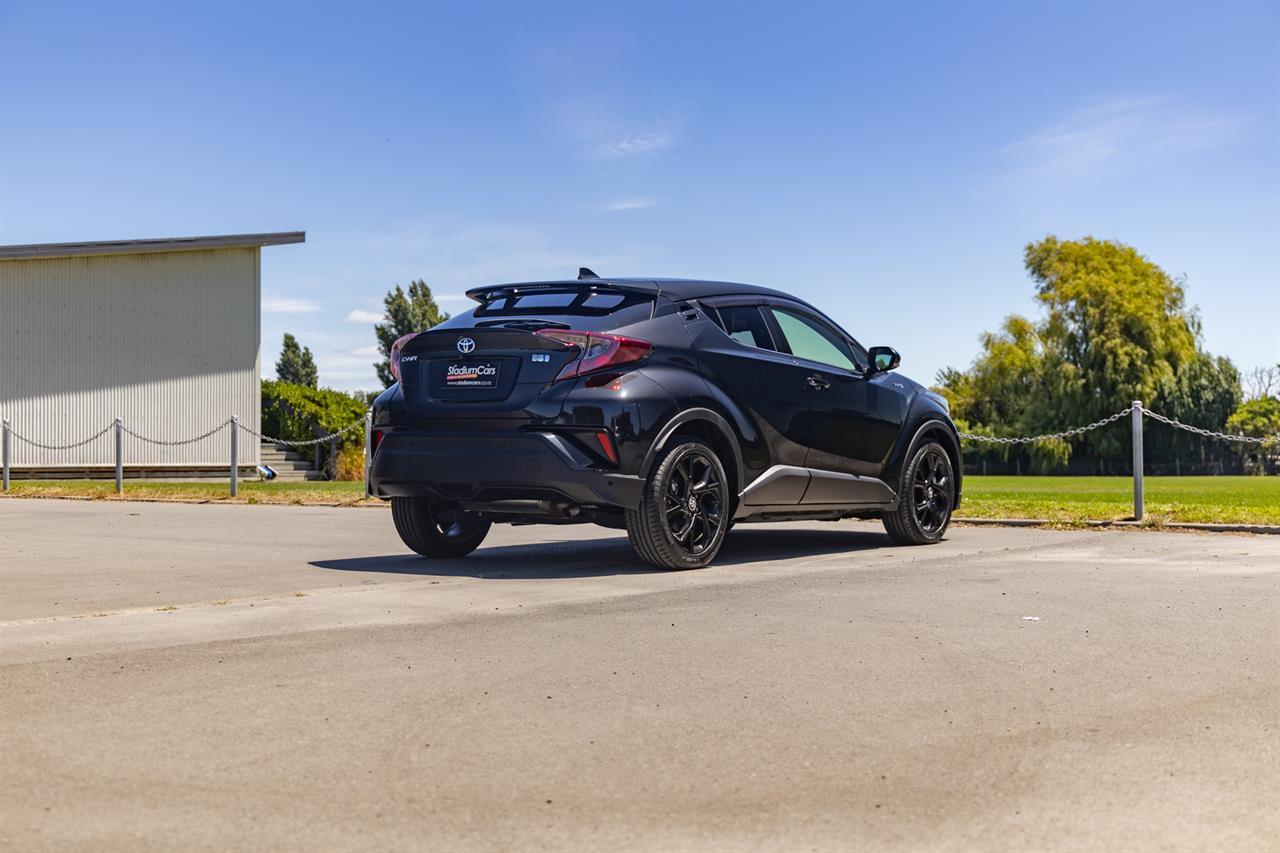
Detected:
left=535, top=329, right=653, bottom=381
left=389, top=333, right=418, bottom=383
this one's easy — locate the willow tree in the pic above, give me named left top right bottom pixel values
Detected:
left=938, top=236, right=1233, bottom=471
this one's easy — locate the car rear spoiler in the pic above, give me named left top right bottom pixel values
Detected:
left=465, top=280, right=661, bottom=304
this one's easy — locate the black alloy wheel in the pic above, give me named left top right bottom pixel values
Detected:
left=661, top=449, right=726, bottom=557
left=912, top=445, right=953, bottom=535
left=626, top=439, right=731, bottom=569
left=883, top=440, right=954, bottom=545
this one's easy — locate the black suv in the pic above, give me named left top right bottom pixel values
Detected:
left=368, top=271, right=960, bottom=569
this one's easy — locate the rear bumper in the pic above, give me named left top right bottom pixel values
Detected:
left=367, top=429, right=643, bottom=509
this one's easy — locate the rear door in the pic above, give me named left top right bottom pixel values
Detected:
left=764, top=303, right=908, bottom=478
left=692, top=300, right=815, bottom=501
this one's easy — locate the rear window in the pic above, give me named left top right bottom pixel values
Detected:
left=434, top=288, right=655, bottom=333
left=711, top=305, right=777, bottom=350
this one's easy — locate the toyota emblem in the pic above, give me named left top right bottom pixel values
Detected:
left=457, top=337, right=476, bottom=354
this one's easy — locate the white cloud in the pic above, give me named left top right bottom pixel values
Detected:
left=1001, top=95, right=1245, bottom=179
left=604, top=197, right=657, bottom=211
left=591, top=131, right=674, bottom=160
left=346, top=309, right=385, bottom=324
left=547, top=95, right=681, bottom=162
left=263, top=297, right=320, bottom=314
left=342, top=345, right=381, bottom=357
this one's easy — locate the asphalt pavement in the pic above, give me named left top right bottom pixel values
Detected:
left=1, top=499, right=1277, bottom=851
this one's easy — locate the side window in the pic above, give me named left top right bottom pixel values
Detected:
left=715, top=305, right=777, bottom=351
left=770, top=307, right=859, bottom=371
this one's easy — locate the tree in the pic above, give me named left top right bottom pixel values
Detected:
left=1226, top=397, right=1280, bottom=474
left=374, top=279, right=449, bottom=386
left=275, top=333, right=318, bottom=388
left=1025, top=236, right=1198, bottom=460
left=1149, top=352, right=1241, bottom=473
left=938, top=236, right=1225, bottom=472
left=933, top=315, right=1071, bottom=472
left=1243, top=364, right=1280, bottom=401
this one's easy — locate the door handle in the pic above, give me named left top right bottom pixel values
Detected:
left=806, top=375, right=830, bottom=391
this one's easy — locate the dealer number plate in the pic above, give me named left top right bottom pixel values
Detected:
left=444, top=362, right=501, bottom=389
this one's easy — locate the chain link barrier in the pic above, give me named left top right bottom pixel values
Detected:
left=7, top=422, right=115, bottom=451
left=3, top=417, right=366, bottom=450
left=0, top=415, right=370, bottom=495
left=1141, top=406, right=1278, bottom=445
left=957, top=407, right=1279, bottom=446
left=236, top=418, right=366, bottom=447
left=957, top=409, right=1130, bottom=445
left=3, top=408, right=1275, bottom=454
left=121, top=419, right=231, bottom=446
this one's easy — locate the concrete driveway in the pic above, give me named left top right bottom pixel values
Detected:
left=1, top=500, right=1277, bottom=851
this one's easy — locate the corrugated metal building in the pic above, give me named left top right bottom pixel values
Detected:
left=0, top=232, right=304, bottom=475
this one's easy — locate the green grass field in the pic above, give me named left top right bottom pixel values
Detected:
left=3, top=475, right=1277, bottom=525
left=958, top=475, right=1280, bottom=525
left=0, top=479, right=376, bottom=506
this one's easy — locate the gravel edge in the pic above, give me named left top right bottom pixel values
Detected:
left=953, top=517, right=1280, bottom=535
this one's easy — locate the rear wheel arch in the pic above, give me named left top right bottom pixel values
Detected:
left=643, top=408, right=744, bottom=502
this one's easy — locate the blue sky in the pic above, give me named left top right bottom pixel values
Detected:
left=2, top=0, right=1276, bottom=392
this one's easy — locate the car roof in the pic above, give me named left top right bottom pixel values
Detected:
left=468, top=277, right=799, bottom=303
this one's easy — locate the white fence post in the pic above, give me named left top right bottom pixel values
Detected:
left=2, top=418, right=10, bottom=492
left=1131, top=400, right=1144, bottom=521
left=114, top=417, right=123, bottom=495
left=230, top=416, right=239, bottom=497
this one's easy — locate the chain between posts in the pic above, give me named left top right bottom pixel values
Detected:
left=0, top=416, right=372, bottom=494
left=957, top=409, right=1130, bottom=445
left=7, top=422, right=116, bottom=450
left=5, top=417, right=368, bottom=449
left=1140, top=407, right=1278, bottom=445
left=2, top=409, right=1274, bottom=461
left=235, top=418, right=367, bottom=447
left=120, top=419, right=231, bottom=446
left=958, top=408, right=1279, bottom=446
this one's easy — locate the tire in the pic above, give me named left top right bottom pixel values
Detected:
left=626, top=438, right=730, bottom=570
left=883, top=439, right=955, bottom=545
left=391, top=497, right=491, bottom=558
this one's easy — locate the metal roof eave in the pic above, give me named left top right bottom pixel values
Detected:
left=0, top=231, right=306, bottom=261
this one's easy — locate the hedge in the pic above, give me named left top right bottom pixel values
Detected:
left=260, top=380, right=368, bottom=462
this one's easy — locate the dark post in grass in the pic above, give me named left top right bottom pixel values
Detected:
left=230, top=416, right=239, bottom=498
left=114, top=417, right=123, bottom=495
left=2, top=418, right=9, bottom=492
left=1131, top=400, right=1144, bottom=521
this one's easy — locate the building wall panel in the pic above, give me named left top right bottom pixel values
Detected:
left=0, top=248, right=261, bottom=467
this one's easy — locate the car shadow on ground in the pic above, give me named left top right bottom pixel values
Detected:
left=309, top=526, right=892, bottom=580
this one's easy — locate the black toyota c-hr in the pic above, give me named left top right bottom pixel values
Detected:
left=368, top=270, right=960, bottom=569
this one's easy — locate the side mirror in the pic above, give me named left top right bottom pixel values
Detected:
left=868, top=346, right=900, bottom=373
